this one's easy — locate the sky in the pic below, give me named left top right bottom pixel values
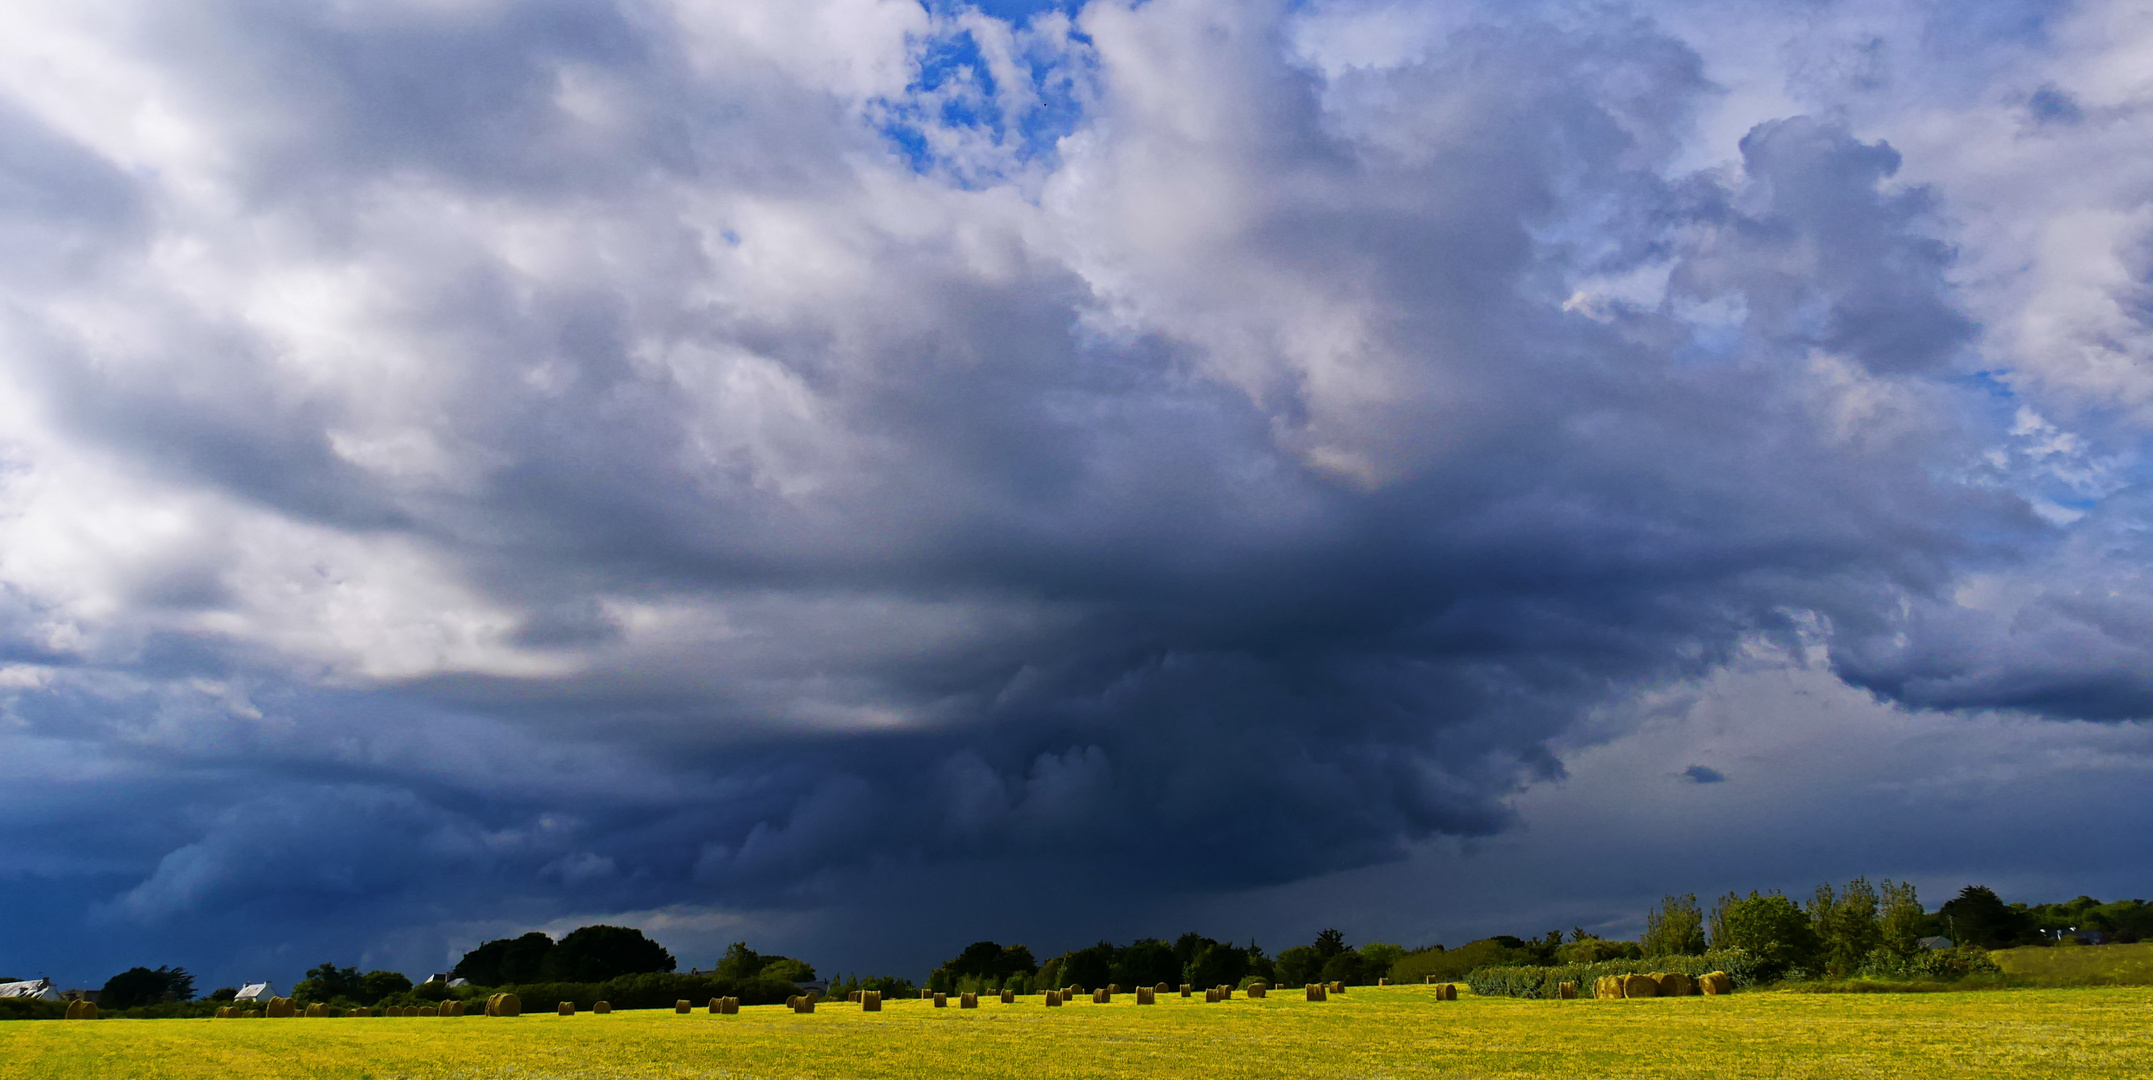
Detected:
left=2, top=0, right=2153, bottom=992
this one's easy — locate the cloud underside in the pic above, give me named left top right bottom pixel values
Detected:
left=0, top=0, right=2150, bottom=978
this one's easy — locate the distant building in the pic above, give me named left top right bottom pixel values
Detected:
left=2050, top=927, right=2104, bottom=945
left=234, top=983, right=274, bottom=1002
left=447, top=978, right=469, bottom=988
left=0, top=979, right=61, bottom=1002
left=424, top=973, right=450, bottom=984
left=1916, top=936, right=1954, bottom=951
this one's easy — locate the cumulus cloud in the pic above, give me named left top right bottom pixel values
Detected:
left=0, top=0, right=2147, bottom=986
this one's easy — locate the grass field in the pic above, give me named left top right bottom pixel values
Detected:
left=1991, top=942, right=2153, bottom=987
left=4, top=984, right=2150, bottom=1079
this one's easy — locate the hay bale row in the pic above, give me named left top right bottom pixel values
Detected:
left=63, top=1001, right=98, bottom=1020
left=1305, top=984, right=1326, bottom=1002
left=1592, top=971, right=1730, bottom=999
left=707, top=997, right=739, bottom=1014
left=862, top=991, right=881, bottom=1012
left=486, top=992, right=522, bottom=1017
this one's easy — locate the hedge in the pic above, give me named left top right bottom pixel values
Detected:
left=1466, top=950, right=1765, bottom=999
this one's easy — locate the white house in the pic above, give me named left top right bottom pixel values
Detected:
left=0, top=979, right=60, bottom=1002
left=234, top=982, right=274, bottom=1002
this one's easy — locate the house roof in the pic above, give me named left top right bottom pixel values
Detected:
left=234, top=982, right=274, bottom=1000
left=0, top=979, right=59, bottom=1001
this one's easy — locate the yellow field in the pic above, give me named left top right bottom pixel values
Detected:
left=4, top=984, right=2150, bottom=1079
left=1992, top=942, right=2153, bottom=987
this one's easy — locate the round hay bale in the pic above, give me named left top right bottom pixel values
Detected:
left=348, top=1008, right=370, bottom=1018
left=1067, top=984, right=1084, bottom=996
left=849, top=991, right=863, bottom=1003
left=243, top=1009, right=260, bottom=1018
left=1179, top=984, right=1191, bottom=997
left=1137, top=988, right=1155, bottom=1005
left=63, top=1001, right=81, bottom=1020
left=708, top=997, right=723, bottom=1013
left=1305, top=984, right=1326, bottom=1002
left=921, top=989, right=935, bottom=999
left=1248, top=985, right=1266, bottom=999
left=1440, top=984, right=1458, bottom=1001
left=679, top=998, right=695, bottom=1014
left=419, top=1004, right=439, bottom=1017
left=1620, top=974, right=1659, bottom=998
left=496, top=992, right=521, bottom=1017
left=557, top=1002, right=575, bottom=1016
left=1557, top=981, right=1578, bottom=1000
left=1701, top=971, right=1734, bottom=995
left=1093, top=988, right=1110, bottom=1004
left=215, top=1006, right=232, bottom=1019
left=933, top=992, right=948, bottom=1008
left=1000, top=989, right=1014, bottom=1003
left=1108, top=984, right=1120, bottom=994
left=959, top=993, right=978, bottom=1009
left=725, top=997, right=740, bottom=1014
left=796, top=998, right=816, bottom=1013
left=1656, top=972, right=1695, bottom=997
left=592, top=1001, right=610, bottom=1015
left=1155, top=983, right=1169, bottom=994
left=1204, top=988, right=1219, bottom=1003
left=1329, top=981, right=1345, bottom=994
left=1044, top=991, right=1062, bottom=1006
left=1377, top=978, right=1389, bottom=986
left=863, top=991, right=882, bottom=1012
left=449, top=1000, right=467, bottom=1017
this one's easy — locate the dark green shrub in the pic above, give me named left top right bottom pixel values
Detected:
left=1467, top=949, right=1764, bottom=999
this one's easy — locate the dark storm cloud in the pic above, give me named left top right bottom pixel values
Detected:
left=0, top=0, right=2139, bottom=988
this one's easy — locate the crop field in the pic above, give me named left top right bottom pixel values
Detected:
left=4, top=985, right=2151, bottom=1080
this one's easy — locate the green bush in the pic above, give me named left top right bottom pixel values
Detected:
left=1858, top=946, right=2001, bottom=981
left=1466, top=949, right=1764, bottom=999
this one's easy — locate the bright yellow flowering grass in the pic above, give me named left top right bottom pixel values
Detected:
left=4, top=984, right=2149, bottom=1079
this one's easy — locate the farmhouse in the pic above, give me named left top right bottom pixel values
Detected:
left=0, top=978, right=60, bottom=1002
left=234, top=982, right=275, bottom=1001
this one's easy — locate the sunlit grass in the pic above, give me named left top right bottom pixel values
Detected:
left=1991, top=942, right=2153, bottom=987
left=3, top=984, right=2150, bottom=1079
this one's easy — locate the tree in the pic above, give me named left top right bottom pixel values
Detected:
left=1114, top=939, right=1182, bottom=988
left=1313, top=929, right=1348, bottom=960
left=543, top=925, right=676, bottom=982
left=759, top=957, right=816, bottom=983
left=1641, top=895, right=1706, bottom=956
left=1817, top=877, right=1883, bottom=977
left=293, top=964, right=360, bottom=1003
left=1274, top=946, right=1322, bottom=988
left=358, top=970, right=412, bottom=1003
left=1939, top=886, right=2031, bottom=949
left=1715, top=892, right=1822, bottom=980
left=1878, top=880, right=1925, bottom=959
left=1056, top=943, right=1114, bottom=989
left=99, top=966, right=194, bottom=1010
left=714, top=942, right=766, bottom=981
left=451, top=932, right=556, bottom=986
left=1359, top=942, right=1407, bottom=981
left=1186, top=941, right=1250, bottom=988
